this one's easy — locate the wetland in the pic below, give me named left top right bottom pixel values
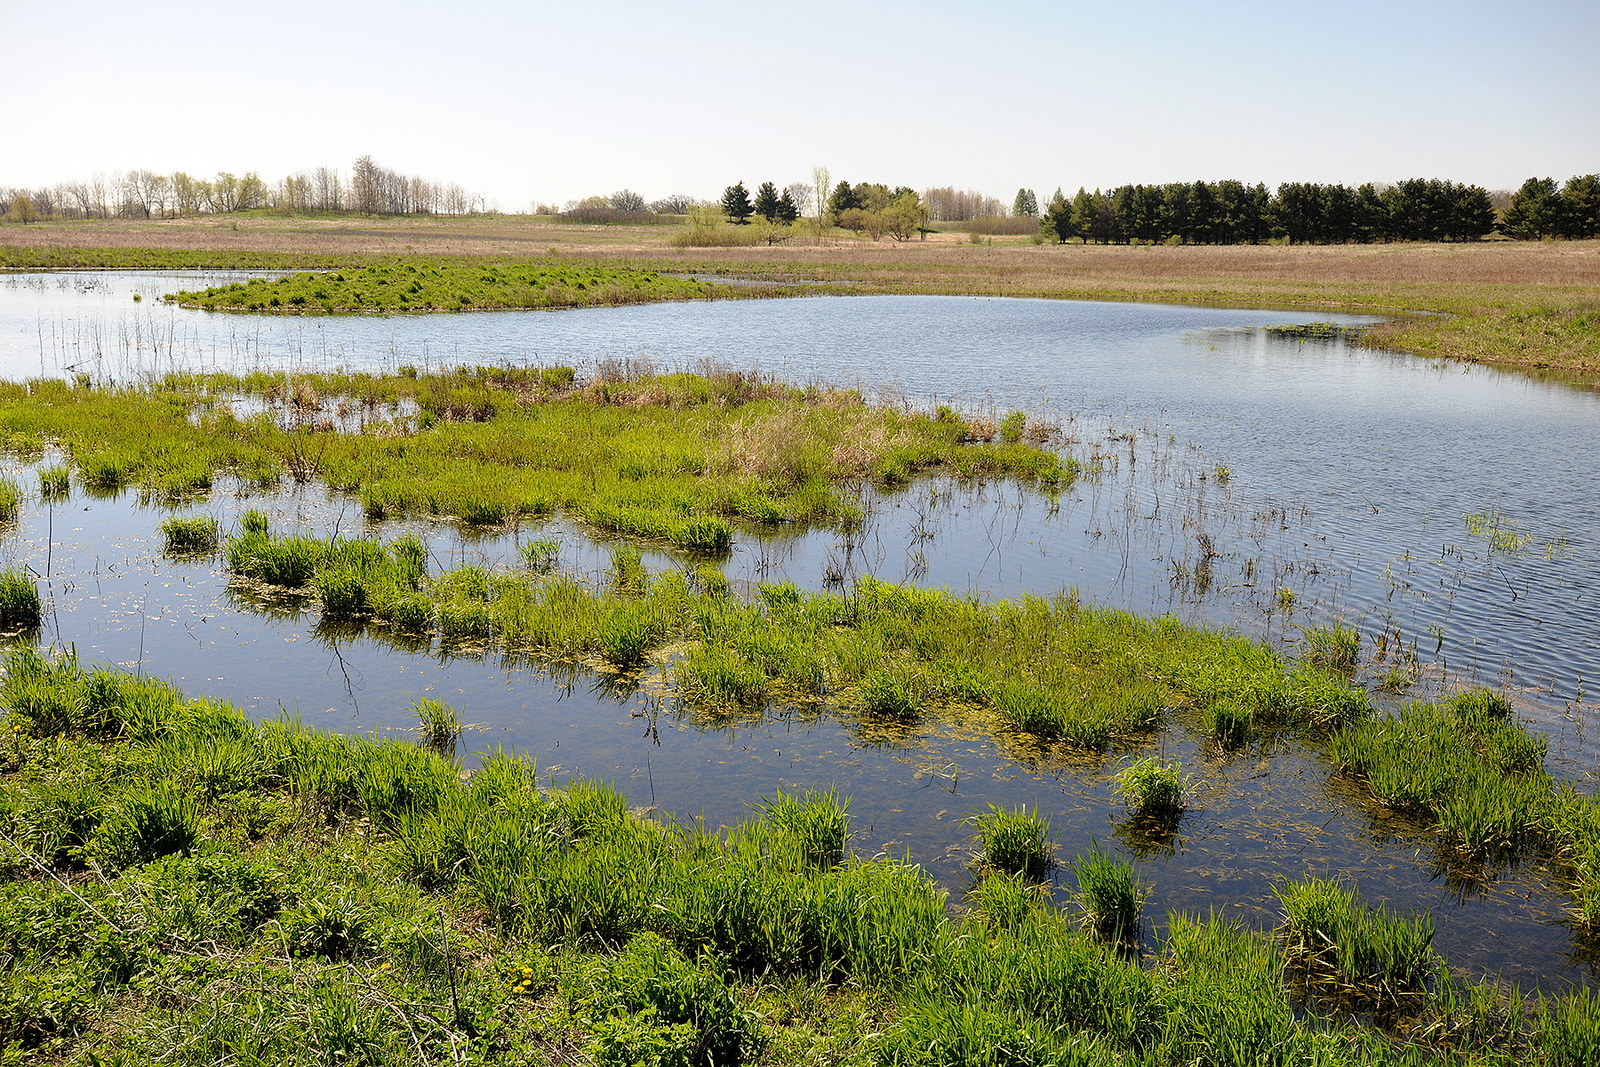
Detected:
left=2, top=267, right=1599, bottom=1064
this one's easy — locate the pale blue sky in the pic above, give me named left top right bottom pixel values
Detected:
left=5, top=0, right=1596, bottom=209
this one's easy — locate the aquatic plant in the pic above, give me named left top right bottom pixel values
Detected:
left=38, top=464, right=70, bottom=498
left=0, top=566, right=41, bottom=628
left=1069, top=846, right=1145, bottom=943
left=1301, top=620, right=1359, bottom=671
left=1206, top=699, right=1252, bottom=748
left=754, top=787, right=852, bottom=869
left=159, top=514, right=219, bottom=554
left=1275, top=873, right=1437, bottom=999
left=1112, top=756, right=1187, bottom=823
left=410, top=696, right=460, bottom=751
left=520, top=535, right=560, bottom=572
left=966, top=804, right=1053, bottom=882
left=0, top=477, right=19, bottom=522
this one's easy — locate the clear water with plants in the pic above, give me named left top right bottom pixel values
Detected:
left=3, top=271, right=1600, bottom=1060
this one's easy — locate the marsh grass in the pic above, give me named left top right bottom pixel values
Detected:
left=966, top=804, right=1053, bottom=882
left=1275, top=874, right=1438, bottom=1004
left=0, top=567, right=41, bottom=628
left=1301, top=621, right=1360, bottom=671
left=411, top=697, right=461, bottom=752
left=1069, top=847, right=1145, bottom=944
left=1, top=651, right=1596, bottom=1065
left=0, top=477, right=19, bottom=522
left=159, top=514, right=219, bottom=555
left=1205, top=700, right=1252, bottom=748
left=0, top=367, right=1070, bottom=554
left=1112, top=756, right=1187, bottom=825
left=521, top=536, right=560, bottom=572
left=37, top=464, right=69, bottom=498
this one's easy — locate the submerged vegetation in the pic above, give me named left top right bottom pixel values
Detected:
left=1, top=651, right=1596, bottom=1064
left=0, top=364, right=1070, bottom=551
left=169, top=260, right=747, bottom=313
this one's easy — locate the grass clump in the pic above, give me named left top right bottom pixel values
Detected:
left=1205, top=699, right=1252, bottom=748
left=1301, top=620, right=1360, bottom=671
left=37, top=464, right=69, bottom=498
left=754, top=787, right=852, bottom=869
left=169, top=261, right=744, bottom=314
left=159, top=514, right=219, bottom=554
left=1112, top=756, right=1187, bottom=824
left=411, top=697, right=460, bottom=752
left=0, top=567, right=41, bottom=629
left=0, top=477, right=18, bottom=522
left=1275, top=874, right=1437, bottom=1001
left=1069, top=847, right=1145, bottom=944
left=966, top=804, right=1053, bottom=882
left=520, top=535, right=559, bottom=572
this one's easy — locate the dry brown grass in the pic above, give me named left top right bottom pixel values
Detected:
left=3, top=215, right=1597, bottom=375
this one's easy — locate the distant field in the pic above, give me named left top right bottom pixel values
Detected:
left=2, top=214, right=1596, bottom=376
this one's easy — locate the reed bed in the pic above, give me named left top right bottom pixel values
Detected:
left=2, top=651, right=1598, bottom=1065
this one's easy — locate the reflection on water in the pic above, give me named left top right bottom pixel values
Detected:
left=3, top=274, right=1600, bottom=991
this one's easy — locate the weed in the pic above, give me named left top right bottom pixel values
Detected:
left=0, top=478, right=18, bottom=522
left=411, top=697, right=460, bottom=751
left=521, top=535, right=560, bottom=572
left=1206, top=700, right=1251, bottom=748
left=755, top=787, right=852, bottom=868
left=1275, top=873, right=1437, bottom=1000
left=1301, top=621, right=1359, bottom=671
left=38, top=464, right=70, bottom=498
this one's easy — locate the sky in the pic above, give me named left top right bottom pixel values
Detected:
left=5, top=0, right=1597, bottom=210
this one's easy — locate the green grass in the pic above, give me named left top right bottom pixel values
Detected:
left=411, top=697, right=460, bottom=752
left=159, top=514, right=219, bottom=554
left=1112, top=756, right=1187, bottom=824
left=1301, top=620, right=1360, bottom=671
left=1068, top=847, right=1145, bottom=944
left=0, top=650, right=1595, bottom=1065
left=0, top=567, right=40, bottom=628
left=1275, top=873, right=1438, bottom=1003
left=966, top=804, right=1053, bottom=882
left=0, top=366, right=1072, bottom=551
left=0, top=477, right=19, bottom=522
left=167, top=260, right=747, bottom=313
left=36, top=464, right=68, bottom=498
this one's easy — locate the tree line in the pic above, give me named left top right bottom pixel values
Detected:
left=1021, top=175, right=1599, bottom=245
left=0, top=157, right=486, bottom=222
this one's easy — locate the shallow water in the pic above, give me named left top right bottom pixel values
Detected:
left=3, top=273, right=1600, bottom=988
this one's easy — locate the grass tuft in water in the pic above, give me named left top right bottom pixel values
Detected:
left=411, top=696, right=461, bottom=752
left=1069, top=846, right=1145, bottom=944
left=38, top=463, right=70, bottom=498
left=0, top=477, right=19, bottom=522
left=1301, top=621, right=1360, bottom=671
left=1206, top=699, right=1252, bottom=748
left=521, top=535, right=560, bottom=572
left=160, top=514, right=220, bottom=555
left=966, top=804, right=1053, bottom=882
left=0, top=566, right=42, bottom=628
left=1275, top=873, right=1437, bottom=1001
left=1112, top=756, right=1187, bottom=824
left=241, top=507, right=269, bottom=534
left=755, top=786, right=852, bottom=869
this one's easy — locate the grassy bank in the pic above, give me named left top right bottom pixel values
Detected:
left=0, top=366, right=1069, bottom=550
left=167, top=261, right=751, bottom=313
left=2, top=217, right=1597, bottom=376
left=3, top=649, right=1599, bottom=1065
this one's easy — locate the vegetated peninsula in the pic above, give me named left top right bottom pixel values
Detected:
left=166, top=261, right=752, bottom=313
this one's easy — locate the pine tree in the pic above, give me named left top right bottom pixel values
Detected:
left=1041, top=188, right=1073, bottom=243
left=753, top=181, right=781, bottom=221
left=776, top=191, right=799, bottom=223
left=1500, top=177, right=1560, bottom=239
left=1013, top=188, right=1038, bottom=217
left=721, top=181, right=753, bottom=224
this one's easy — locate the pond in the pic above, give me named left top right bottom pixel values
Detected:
left=3, top=271, right=1599, bottom=991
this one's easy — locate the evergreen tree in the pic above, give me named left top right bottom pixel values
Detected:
left=828, top=181, right=860, bottom=215
left=1013, top=188, right=1039, bottom=217
left=776, top=190, right=799, bottom=223
left=1070, top=188, right=1096, bottom=243
left=721, top=181, right=753, bottom=224
left=1556, top=174, right=1600, bottom=238
left=752, top=181, right=781, bottom=221
left=1041, top=188, right=1073, bottom=243
left=1501, top=177, right=1560, bottom=239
